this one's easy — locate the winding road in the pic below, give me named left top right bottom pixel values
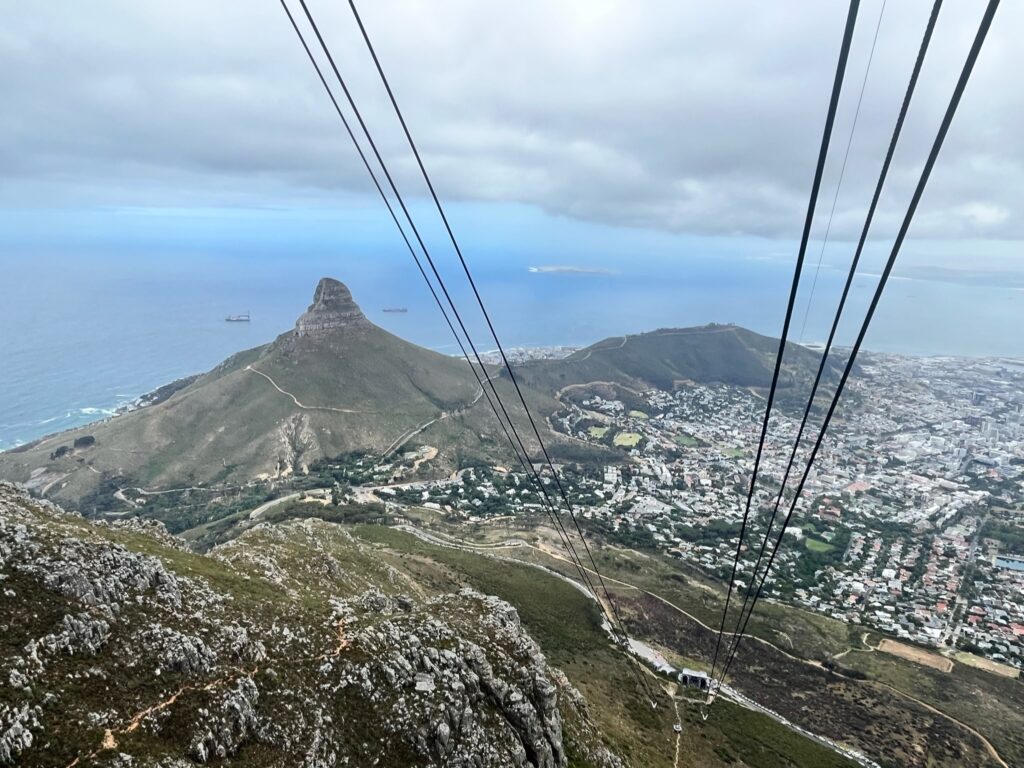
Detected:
left=392, top=522, right=1009, bottom=768
left=246, top=362, right=498, bottom=460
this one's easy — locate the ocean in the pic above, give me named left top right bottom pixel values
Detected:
left=2, top=244, right=1022, bottom=451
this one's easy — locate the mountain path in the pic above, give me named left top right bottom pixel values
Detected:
left=833, top=632, right=875, bottom=661
left=245, top=365, right=368, bottom=414
left=247, top=362, right=489, bottom=459
left=566, top=325, right=737, bottom=363
left=66, top=669, right=254, bottom=768
left=570, top=335, right=628, bottom=362
left=382, top=370, right=495, bottom=457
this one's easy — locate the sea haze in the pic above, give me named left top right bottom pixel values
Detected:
left=1, top=235, right=1021, bottom=451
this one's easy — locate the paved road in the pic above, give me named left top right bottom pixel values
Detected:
left=247, top=492, right=301, bottom=520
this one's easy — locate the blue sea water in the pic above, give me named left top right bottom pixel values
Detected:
left=1, top=207, right=1022, bottom=451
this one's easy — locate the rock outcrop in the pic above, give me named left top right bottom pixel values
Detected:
left=293, top=277, right=370, bottom=338
left=0, top=483, right=620, bottom=768
left=189, top=678, right=260, bottom=762
left=326, top=587, right=568, bottom=766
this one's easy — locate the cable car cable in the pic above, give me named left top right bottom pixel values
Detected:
left=727, top=0, right=943, bottom=677
left=707, top=0, right=862, bottom=696
left=712, top=0, right=999, bottom=701
left=344, top=0, right=659, bottom=704
left=281, top=0, right=657, bottom=705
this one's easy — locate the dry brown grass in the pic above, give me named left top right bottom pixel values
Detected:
left=878, top=639, right=954, bottom=672
left=954, top=651, right=1021, bottom=679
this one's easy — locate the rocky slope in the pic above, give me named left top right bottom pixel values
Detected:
left=0, top=482, right=621, bottom=767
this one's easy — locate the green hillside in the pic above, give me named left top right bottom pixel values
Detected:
left=0, top=291, right=835, bottom=520
left=515, top=325, right=830, bottom=398
left=0, top=279, right=483, bottom=506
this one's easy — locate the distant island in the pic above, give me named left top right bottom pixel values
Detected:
left=528, top=265, right=613, bottom=276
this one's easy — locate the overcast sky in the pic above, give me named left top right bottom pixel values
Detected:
left=1, top=1, right=1020, bottom=275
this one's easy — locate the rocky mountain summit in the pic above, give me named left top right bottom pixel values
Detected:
left=294, top=278, right=371, bottom=338
left=0, top=482, right=621, bottom=767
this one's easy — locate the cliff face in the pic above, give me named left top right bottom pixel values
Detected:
left=293, top=277, right=370, bottom=338
left=0, top=483, right=620, bottom=768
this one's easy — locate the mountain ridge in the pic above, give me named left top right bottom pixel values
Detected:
left=0, top=278, right=488, bottom=503
left=0, top=278, right=828, bottom=516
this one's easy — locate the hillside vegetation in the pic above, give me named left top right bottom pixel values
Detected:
left=0, top=482, right=622, bottom=767
left=515, top=325, right=828, bottom=397
left=0, top=279, right=483, bottom=505
left=0, top=285, right=819, bottom=522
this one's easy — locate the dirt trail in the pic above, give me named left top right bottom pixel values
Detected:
left=123, top=676, right=235, bottom=734
left=247, top=363, right=495, bottom=459
left=245, top=365, right=367, bottom=414
left=570, top=335, right=628, bottom=362
left=832, top=631, right=874, bottom=661
left=327, top=620, right=349, bottom=658
left=66, top=671, right=251, bottom=768
left=567, top=325, right=737, bottom=363
left=409, top=446, right=439, bottom=474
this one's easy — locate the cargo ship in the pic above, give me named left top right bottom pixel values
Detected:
left=225, top=312, right=251, bottom=322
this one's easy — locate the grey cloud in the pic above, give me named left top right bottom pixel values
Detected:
left=0, top=0, right=1021, bottom=243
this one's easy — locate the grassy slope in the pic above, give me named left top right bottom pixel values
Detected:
left=581, top=546, right=1024, bottom=767
left=838, top=641, right=1024, bottom=766
left=417, top=372, right=620, bottom=471
left=0, top=322, right=483, bottom=501
left=515, top=326, right=827, bottom=396
left=0, top=322, right=823, bottom=507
